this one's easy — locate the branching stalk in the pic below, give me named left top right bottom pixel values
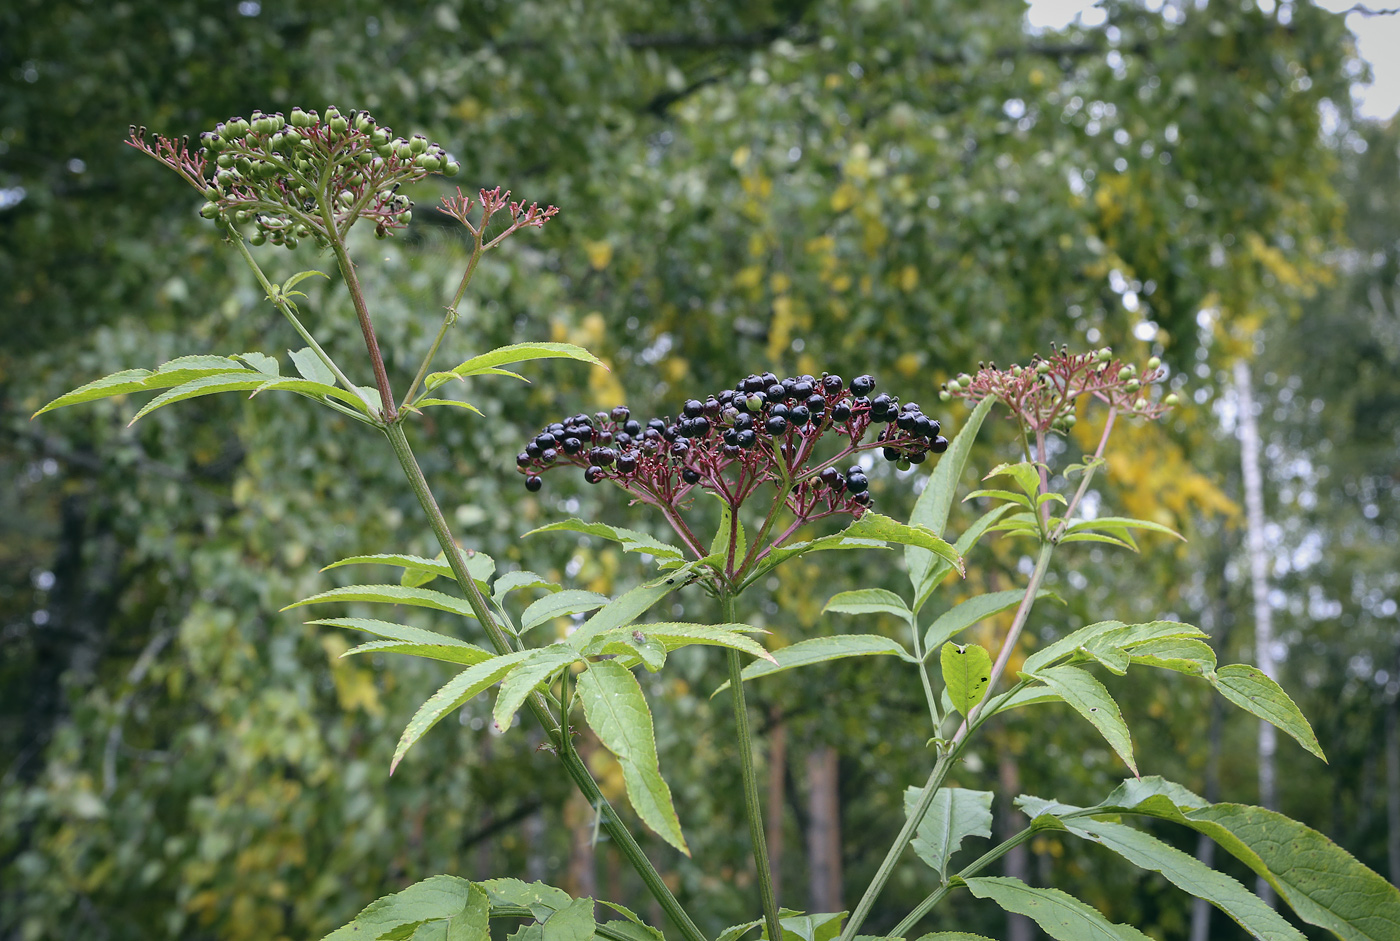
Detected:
left=383, top=422, right=706, bottom=941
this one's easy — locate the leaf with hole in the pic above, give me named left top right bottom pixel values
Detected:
left=941, top=642, right=992, bottom=717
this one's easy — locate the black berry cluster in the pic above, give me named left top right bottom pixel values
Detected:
left=128, top=107, right=458, bottom=249
left=518, top=372, right=949, bottom=525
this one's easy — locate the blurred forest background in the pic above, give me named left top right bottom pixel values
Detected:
left=2, top=0, right=1398, bottom=939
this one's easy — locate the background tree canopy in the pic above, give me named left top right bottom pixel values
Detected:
left=2, top=1, right=1396, bottom=939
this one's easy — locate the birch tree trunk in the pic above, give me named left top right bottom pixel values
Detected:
left=1235, top=359, right=1278, bottom=906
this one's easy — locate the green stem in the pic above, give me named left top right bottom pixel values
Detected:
left=723, top=590, right=782, bottom=941
left=840, top=749, right=956, bottom=941
left=911, top=629, right=943, bottom=732
left=841, top=538, right=1057, bottom=941
left=383, top=422, right=706, bottom=941
left=224, top=223, right=359, bottom=396
left=401, top=239, right=486, bottom=409
left=325, top=219, right=398, bottom=422
left=890, top=827, right=1040, bottom=937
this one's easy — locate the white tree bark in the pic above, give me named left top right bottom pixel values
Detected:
left=1235, top=359, right=1278, bottom=906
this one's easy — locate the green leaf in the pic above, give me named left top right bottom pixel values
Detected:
left=914, top=934, right=999, bottom=941
left=775, top=911, right=846, bottom=941
left=521, top=590, right=611, bottom=633
left=566, top=563, right=708, bottom=651
left=481, top=879, right=572, bottom=917
left=432, top=342, right=606, bottom=388
left=32, top=356, right=250, bottom=417
left=236, top=351, right=280, bottom=376
left=586, top=623, right=773, bottom=663
left=716, top=920, right=762, bottom=941
left=320, top=875, right=487, bottom=941
left=1210, top=664, right=1325, bottom=761
left=312, top=617, right=494, bottom=667
left=577, top=660, right=688, bottom=855
left=940, top=642, right=992, bottom=717
left=391, top=652, right=533, bottom=773
left=911, top=504, right=1018, bottom=614
left=904, top=786, right=994, bottom=880
left=1128, top=638, right=1217, bottom=676
left=284, top=584, right=478, bottom=621
left=823, top=588, right=912, bottom=623
left=282, top=268, right=330, bottom=293
left=985, top=462, right=1046, bottom=501
left=963, top=489, right=1034, bottom=510
left=289, top=347, right=337, bottom=386
left=1184, top=803, right=1400, bottom=940
left=1026, top=666, right=1137, bottom=775
left=963, top=877, right=1152, bottom=941
left=741, top=535, right=889, bottom=590
left=523, top=519, right=689, bottom=564
left=906, top=395, right=995, bottom=588
left=323, top=553, right=453, bottom=580
left=1058, top=531, right=1138, bottom=551
left=128, top=372, right=271, bottom=423
left=986, top=684, right=1064, bottom=716
left=710, top=499, right=748, bottom=566
left=923, top=589, right=1059, bottom=653
left=248, top=377, right=374, bottom=412
left=1066, top=516, right=1185, bottom=542
left=493, top=571, right=563, bottom=605
left=542, top=897, right=596, bottom=941
left=493, top=645, right=581, bottom=731
left=1048, top=816, right=1305, bottom=941
left=1028, top=778, right=1400, bottom=941
left=846, top=513, right=963, bottom=575
left=713, top=634, right=911, bottom=696
left=1022, top=621, right=1128, bottom=674
left=412, top=398, right=486, bottom=416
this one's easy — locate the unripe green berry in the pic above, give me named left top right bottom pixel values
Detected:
left=946, top=380, right=961, bottom=393
left=1134, top=397, right=1148, bottom=411
left=1036, top=361, right=1051, bottom=375
left=1118, top=366, right=1133, bottom=381
left=1062, top=413, right=1077, bottom=427
left=354, top=113, right=375, bottom=132
left=409, top=134, right=429, bottom=155
left=939, top=390, right=952, bottom=402
left=415, top=154, right=441, bottom=171
left=397, top=210, right=412, bottom=225
left=290, top=108, right=311, bottom=128
left=1124, top=379, right=1140, bottom=393
left=199, top=202, right=220, bottom=219
left=329, top=116, right=349, bottom=134
left=1096, top=346, right=1112, bottom=362
left=1148, top=356, right=1161, bottom=370
left=249, top=229, right=267, bottom=246
left=444, top=159, right=461, bottom=176
left=1164, top=393, right=1180, bottom=407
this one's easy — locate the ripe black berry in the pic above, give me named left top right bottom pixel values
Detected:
left=611, top=406, right=631, bottom=422
left=517, top=451, right=533, bottom=467
left=845, top=471, right=869, bottom=494
left=683, top=399, right=704, bottom=418
left=562, top=436, right=583, bottom=455
left=590, top=447, right=616, bottom=466
left=805, top=393, right=826, bottom=413
left=789, top=405, right=811, bottom=425
left=617, top=451, right=639, bottom=473
left=541, top=448, right=558, bottom=464
left=831, top=400, right=852, bottom=422
left=818, top=467, right=841, bottom=488
left=623, top=419, right=642, bottom=436
left=682, top=467, right=701, bottom=484
left=736, top=429, right=757, bottom=449
left=525, top=475, right=543, bottom=492
left=583, top=466, right=604, bottom=484
left=767, top=383, right=787, bottom=401
left=931, top=436, right=949, bottom=453
left=882, top=447, right=901, bottom=461
left=822, top=375, right=844, bottom=394
left=766, top=415, right=789, bottom=435
left=851, top=374, right=876, bottom=396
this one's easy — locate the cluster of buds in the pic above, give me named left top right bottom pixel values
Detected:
left=127, top=106, right=458, bottom=249
left=939, top=344, right=1180, bottom=433
left=518, top=372, right=949, bottom=528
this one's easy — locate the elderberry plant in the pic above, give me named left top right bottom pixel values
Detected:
left=36, top=107, right=1400, bottom=941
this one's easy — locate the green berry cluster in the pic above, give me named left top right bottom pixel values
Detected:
left=939, top=344, right=1181, bottom=432
left=129, top=107, right=459, bottom=249
left=518, top=372, right=949, bottom=527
